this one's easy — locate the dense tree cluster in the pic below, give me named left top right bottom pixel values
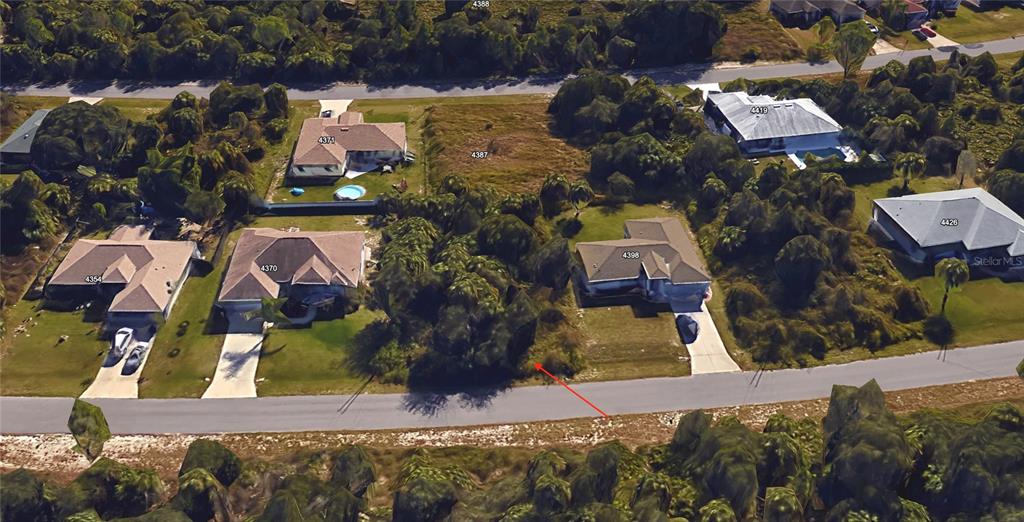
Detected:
left=364, top=175, right=574, bottom=386
left=0, top=81, right=282, bottom=253
left=0, top=0, right=726, bottom=84
left=5, top=382, right=1022, bottom=520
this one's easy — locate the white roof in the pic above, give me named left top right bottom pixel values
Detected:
left=706, top=91, right=842, bottom=141
left=874, top=188, right=1024, bottom=252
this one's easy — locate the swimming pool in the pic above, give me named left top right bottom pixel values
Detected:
left=334, top=184, right=367, bottom=200
left=801, top=148, right=843, bottom=160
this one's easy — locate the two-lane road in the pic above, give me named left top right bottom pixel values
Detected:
left=5, top=38, right=1023, bottom=101
left=1, top=341, right=1020, bottom=434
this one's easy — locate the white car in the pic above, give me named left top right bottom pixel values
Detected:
left=104, top=328, right=134, bottom=367
left=865, top=22, right=880, bottom=35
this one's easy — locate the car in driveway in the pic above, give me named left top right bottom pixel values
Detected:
left=675, top=314, right=700, bottom=344
left=920, top=26, right=936, bottom=38
left=912, top=28, right=928, bottom=40
left=865, top=21, right=880, bottom=35
left=121, top=343, right=148, bottom=376
left=104, top=328, right=134, bottom=367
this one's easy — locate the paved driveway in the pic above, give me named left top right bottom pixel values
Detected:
left=201, top=331, right=264, bottom=399
left=80, top=339, right=153, bottom=399
left=676, top=304, right=741, bottom=375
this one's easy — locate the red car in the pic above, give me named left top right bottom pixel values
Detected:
left=920, top=26, right=937, bottom=38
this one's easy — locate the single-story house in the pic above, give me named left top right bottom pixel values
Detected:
left=289, top=111, right=406, bottom=180
left=216, top=229, right=366, bottom=330
left=0, top=109, right=50, bottom=172
left=870, top=188, right=1024, bottom=276
left=704, top=91, right=843, bottom=156
left=770, top=0, right=866, bottom=28
left=575, top=218, right=711, bottom=312
left=45, top=225, right=200, bottom=331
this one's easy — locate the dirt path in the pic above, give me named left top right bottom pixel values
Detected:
left=4, top=377, right=1021, bottom=484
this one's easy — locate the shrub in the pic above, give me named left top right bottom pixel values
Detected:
left=68, top=399, right=111, bottom=461
left=976, top=103, right=1002, bottom=123
left=1, top=469, right=54, bottom=520
left=791, top=322, right=828, bottom=360
left=741, top=46, right=760, bottom=63
left=893, top=286, right=929, bottom=323
left=923, top=314, right=954, bottom=346
left=263, top=118, right=289, bottom=142
left=724, top=282, right=767, bottom=319
left=178, top=439, right=242, bottom=487
left=330, top=446, right=376, bottom=497
left=1018, top=357, right=1024, bottom=379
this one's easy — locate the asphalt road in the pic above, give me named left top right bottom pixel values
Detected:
left=4, top=38, right=1023, bottom=101
left=1, top=340, right=1020, bottom=435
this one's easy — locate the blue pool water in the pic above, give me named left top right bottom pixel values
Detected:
left=334, top=184, right=367, bottom=200
left=801, top=148, right=842, bottom=159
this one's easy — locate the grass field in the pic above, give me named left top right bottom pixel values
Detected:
left=256, top=307, right=398, bottom=396
left=932, top=6, right=1024, bottom=43
left=348, top=95, right=588, bottom=193
left=138, top=235, right=236, bottom=398
left=428, top=99, right=589, bottom=192
left=715, top=0, right=804, bottom=62
left=98, top=98, right=166, bottom=122
left=0, top=300, right=108, bottom=397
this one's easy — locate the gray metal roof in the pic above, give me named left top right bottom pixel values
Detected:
left=0, top=109, right=50, bottom=155
left=874, top=188, right=1024, bottom=253
left=706, top=92, right=841, bottom=141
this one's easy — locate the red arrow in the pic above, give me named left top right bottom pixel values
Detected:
left=534, top=362, right=609, bottom=418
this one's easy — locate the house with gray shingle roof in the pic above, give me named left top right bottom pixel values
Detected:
left=216, top=229, right=366, bottom=331
left=870, top=188, right=1024, bottom=276
left=575, top=218, right=711, bottom=312
left=0, top=109, right=50, bottom=171
left=289, top=111, right=406, bottom=180
left=704, top=92, right=843, bottom=156
left=45, top=225, right=200, bottom=330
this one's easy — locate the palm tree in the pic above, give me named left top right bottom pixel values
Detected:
left=568, top=180, right=594, bottom=218
left=935, top=258, right=969, bottom=315
left=895, top=152, right=926, bottom=193
left=243, top=297, right=292, bottom=325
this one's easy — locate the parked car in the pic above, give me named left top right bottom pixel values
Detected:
left=865, top=22, right=880, bottom=35
left=920, top=26, right=937, bottom=38
left=121, top=343, right=148, bottom=376
left=104, top=328, right=134, bottom=367
left=912, top=29, right=928, bottom=41
left=675, top=314, right=700, bottom=345
left=320, top=109, right=333, bottom=118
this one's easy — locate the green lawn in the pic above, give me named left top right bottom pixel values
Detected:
left=0, top=301, right=108, bottom=396
left=932, top=6, right=1024, bottom=43
left=256, top=307, right=398, bottom=396
left=572, top=301, right=691, bottom=382
left=138, top=235, right=235, bottom=398
left=246, top=215, right=369, bottom=232
left=273, top=163, right=421, bottom=203
left=565, top=203, right=689, bottom=248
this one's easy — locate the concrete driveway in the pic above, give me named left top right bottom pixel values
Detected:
left=676, top=304, right=741, bottom=375
left=80, top=339, right=153, bottom=399
left=318, top=99, right=352, bottom=116
left=202, top=326, right=264, bottom=399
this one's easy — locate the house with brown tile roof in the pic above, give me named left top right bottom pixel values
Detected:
left=290, top=111, right=407, bottom=179
left=45, top=227, right=200, bottom=329
left=575, top=218, right=712, bottom=312
left=216, top=229, right=366, bottom=328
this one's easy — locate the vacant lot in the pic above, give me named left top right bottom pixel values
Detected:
left=98, top=98, right=166, bottom=122
left=934, top=6, right=1024, bottom=42
left=714, top=0, right=804, bottom=62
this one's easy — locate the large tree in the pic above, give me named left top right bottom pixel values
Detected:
left=833, top=22, right=875, bottom=80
